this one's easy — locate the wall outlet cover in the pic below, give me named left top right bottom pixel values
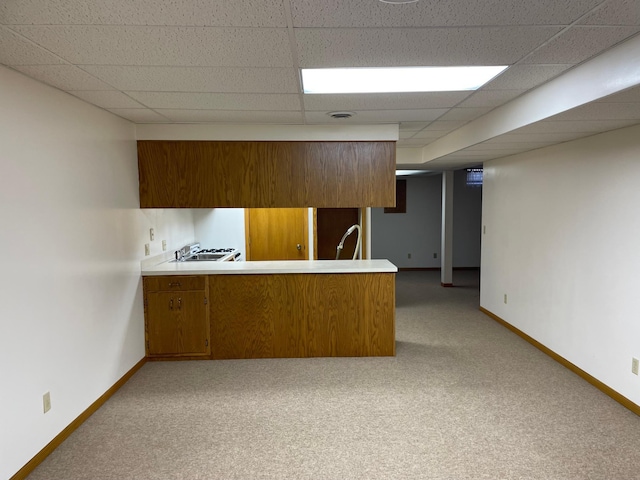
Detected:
left=632, top=358, right=639, bottom=375
left=144, top=244, right=150, bottom=256
left=43, top=392, right=51, bottom=413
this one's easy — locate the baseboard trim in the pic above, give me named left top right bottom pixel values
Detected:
left=10, top=357, right=147, bottom=480
left=479, top=306, right=640, bottom=416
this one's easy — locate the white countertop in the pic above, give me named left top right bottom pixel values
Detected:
left=141, top=259, right=398, bottom=276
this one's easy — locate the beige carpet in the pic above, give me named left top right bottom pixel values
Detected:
left=28, top=271, right=640, bottom=479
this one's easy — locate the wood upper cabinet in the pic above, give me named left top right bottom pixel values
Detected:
left=137, top=141, right=396, bottom=208
left=143, top=276, right=210, bottom=358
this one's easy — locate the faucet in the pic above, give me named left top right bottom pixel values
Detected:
left=335, top=224, right=362, bottom=260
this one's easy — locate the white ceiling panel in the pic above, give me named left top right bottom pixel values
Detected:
left=290, top=0, right=602, bottom=27
left=399, top=122, right=431, bottom=132
left=578, top=0, right=640, bottom=26
left=303, top=92, right=472, bottom=111
left=80, top=66, right=299, bottom=93
left=2, top=0, right=640, bottom=168
left=435, top=107, right=492, bottom=122
left=107, top=108, right=170, bottom=123
left=69, top=90, right=145, bottom=109
left=156, top=110, right=304, bottom=123
left=127, top=92, right=301, bottom=111
left=0, top=27, right=65, bottom=65
left=456, top=90, right=526, bottom=108
left=13, top=26, right=293, bottom=67
left=522, top=26, right=640, bottom=64
left=0, top=0, right=287, bottom=27
left=296, top=27, right=563, bottom=68
left=416, top=120, right=467, bottom=133
left=305, top=109, right=448, bottom=123
left=482, top=64, right=573, bottom=90
left=12, top=65, right=114, bottom=90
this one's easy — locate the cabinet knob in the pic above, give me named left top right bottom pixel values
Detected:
left=296, top=244, right=302, bottom=251
left=177, top=298, right=182, bottom=310
left=169, top=298, right=174, bottom=310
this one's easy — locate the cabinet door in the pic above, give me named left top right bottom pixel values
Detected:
left=146, top=291, right=209, bottom=356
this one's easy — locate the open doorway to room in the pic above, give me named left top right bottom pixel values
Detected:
left=315, top=208, right=361, bottom=260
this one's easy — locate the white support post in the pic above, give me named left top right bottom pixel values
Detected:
left=441, top=171, right=454, bottom=287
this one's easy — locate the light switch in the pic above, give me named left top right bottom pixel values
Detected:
left=150, top=228, right=155, bottom=241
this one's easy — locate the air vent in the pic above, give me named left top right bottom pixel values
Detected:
left=327, top=111, right=355, bottom=119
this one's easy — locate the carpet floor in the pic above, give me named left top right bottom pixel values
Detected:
left=27, top=270, right=640, bottom=479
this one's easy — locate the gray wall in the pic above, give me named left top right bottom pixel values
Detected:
left=371, top=171, right=482, bottom=268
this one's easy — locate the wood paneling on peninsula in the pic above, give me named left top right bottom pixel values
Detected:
left=138, top=141, right=396, bottom=208
left=209, top=273, right=395, bottom=359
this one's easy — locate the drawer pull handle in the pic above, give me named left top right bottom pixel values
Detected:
left=169, top=282, right=182, bottom=287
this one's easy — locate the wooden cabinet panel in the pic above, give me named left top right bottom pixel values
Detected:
left=209, top=273, right=395, bottom=359
left=144, top=275, right=205, bottom=292
left=143, top=275, right=210, bottom=358
left=138, top=141, right=396, bottom=208
left=146, top=291, right=209, bottom=355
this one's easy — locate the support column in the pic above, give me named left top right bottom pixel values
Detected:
left=441, top=171, right=454, bottom=287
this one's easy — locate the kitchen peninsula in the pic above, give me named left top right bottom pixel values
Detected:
left=142, top=259, right=397, bottom=360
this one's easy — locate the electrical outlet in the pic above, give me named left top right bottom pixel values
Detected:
left=162, top=240, right=167, bottom=251
left=504, top=294, right=508, bottom=304
left=43, top=392, right=51, bottom=414
left=433, top=253, right=437, bottom=259
left=408, top=253, right=411, bottom=259
left=144, top=244, right=150, bottom=256
left=150, top=228, right=155, bottom=241
left=632, top=358, right=639, bottom=375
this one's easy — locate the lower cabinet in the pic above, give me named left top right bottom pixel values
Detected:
left=143, top=275, right=210, bottom=358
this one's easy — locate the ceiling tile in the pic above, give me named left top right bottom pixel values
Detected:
left=127, top=92, right=301, bottom=111
left=399, top=130, right=418, bottom=139
left=107, top=108, right=170, bottom=123
left=0, top=27, right=65, bottom=65
left=290, top=0, right=601, bottom=27
left=399, top=122, right=431, bottom=132
left=303, top=92, right=471, bottom=111
left=13, top=26, right=293, bottom=67
left=80, top=66, right=299, bottom=93
left=578, top=0, right=640, bottom=26
left=456, top=90, right=526, bottom=108
left=0, top=0, right=287, bottom=27
left=522, top=26, right=640, bottom=64
left=483, top=64, right=573, bottom=90
left=436, top=107, right=492, bottom=121
left=411, top=129, right=449, bottom=140
left=156, top=110, right=304, bottom=123
left=296, top=27, right=563, bottom=67
left=12, top=65, right=114, bottom=90
left=69, top=90, right=144, bottom=108
left=419, top=120, right=467, bottom=132
left=305, top=109, right=448, bottom=123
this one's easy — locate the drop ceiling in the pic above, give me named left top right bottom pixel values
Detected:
left=1, top=0, right=640, bottom=169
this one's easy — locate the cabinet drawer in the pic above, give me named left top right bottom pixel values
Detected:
left=144, top=275, right=205, bottom=292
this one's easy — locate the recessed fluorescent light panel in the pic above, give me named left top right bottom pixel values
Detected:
left=301, top=66, right=508, bottom=94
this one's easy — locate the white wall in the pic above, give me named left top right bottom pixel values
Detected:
left=371, top=172, right=482, bottom=268
left=193, top=209, right=246, bottom=259
left=481, top=124, right=640, bottom=406
left=0, top=66, right=194, bottom=479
